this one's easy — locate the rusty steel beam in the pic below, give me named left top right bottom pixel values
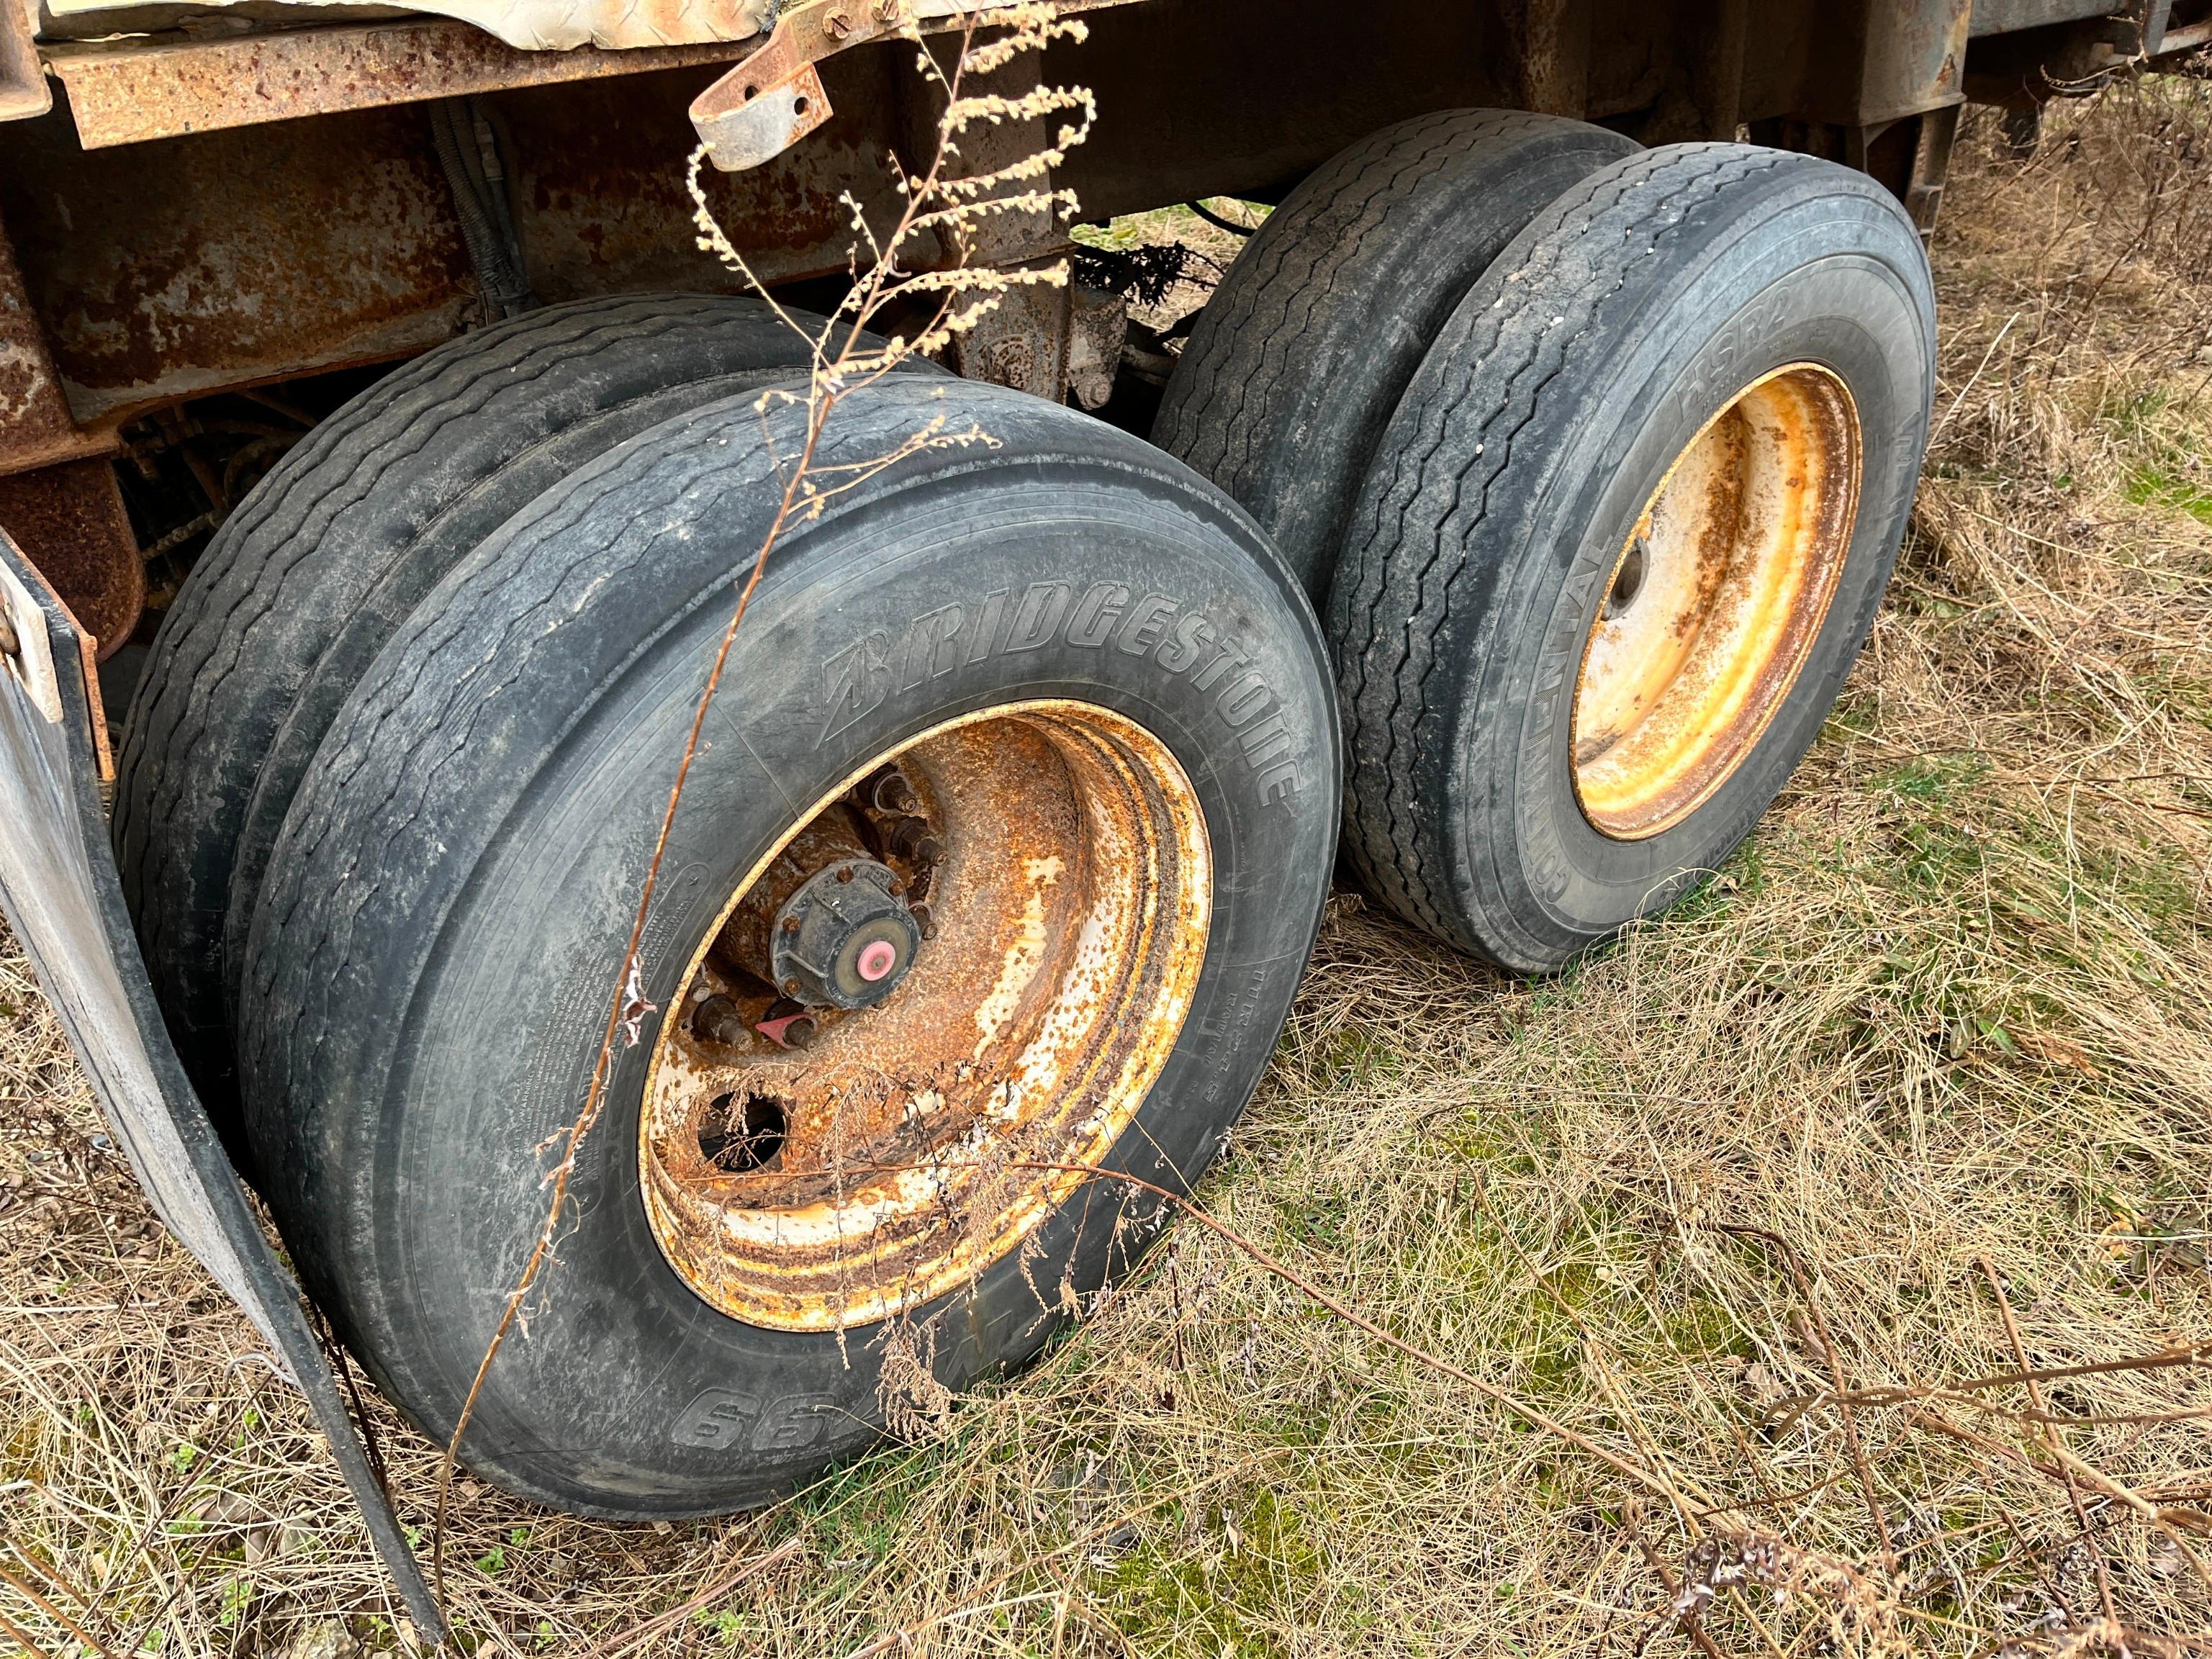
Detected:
left=1504, top=0, right=1592, bottom=117
left=1784, top=0, right=1969, bottom=128
left=40, top=17, right=756, bottom=150
left=0, top=170, right=140, bottom=652
left=1693, top=0, right=1751, bottom=138
left=3, top=0, right=47, bottom=123
left=0, top=216, right=111, bottom=476
left=1859, top=0, right=1969, bottom=124
left=40, top=0, right=1150, bottom=157
left=1, top=97, right=476, bottom=430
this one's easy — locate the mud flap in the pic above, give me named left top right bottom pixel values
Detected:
left=0, top=534, right=445, bottom=1645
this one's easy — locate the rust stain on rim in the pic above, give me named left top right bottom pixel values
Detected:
left=639, top=700, right=1211, bottom=1332
left=1571, top=363, right=1862, bottom=841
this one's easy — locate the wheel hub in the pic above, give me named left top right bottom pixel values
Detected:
left=770, top=856, right=920, bottom=1010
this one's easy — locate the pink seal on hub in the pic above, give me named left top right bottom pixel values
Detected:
left=856, top=939, right=899, bottom=982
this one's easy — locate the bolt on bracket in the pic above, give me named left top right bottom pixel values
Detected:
left=690, top=0, right=1147, bottom=171
left=690, top=0, right=905, bottom=171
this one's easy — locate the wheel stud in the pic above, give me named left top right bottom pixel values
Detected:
left=870, top=769, right=921, bottom=815
left=885, top=815, right=944, bottom=864
left=691, top=994, right=750, bottom=1048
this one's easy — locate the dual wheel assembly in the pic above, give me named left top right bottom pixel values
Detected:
left=1156, top=114, right=1935, bottom=969
left=113, top=119, right=1932, bottom=1514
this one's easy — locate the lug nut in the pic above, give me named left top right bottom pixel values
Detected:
left=909, top=901, right=936, bottom=940
left=885, top=815, right=943, bottom=864
left=870, top=770, right=920, bottom=815
left=757, top=999, right=818, bottom=1049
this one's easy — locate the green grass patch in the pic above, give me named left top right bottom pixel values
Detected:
left=1104, top=1488, right=1330, bottom=1659
left=2125, top=462, right=2212, bottom=526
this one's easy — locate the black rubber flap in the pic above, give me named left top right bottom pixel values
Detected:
left=0, top=533, right=445, bottom=1645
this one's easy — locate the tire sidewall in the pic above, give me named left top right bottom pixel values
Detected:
left=1453, top=190, right=1931, bottom=969
left=360, top=467, right=1336, bottom=1514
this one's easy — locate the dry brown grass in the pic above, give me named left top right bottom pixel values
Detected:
left=6, top=76, right=2212, bottom=1658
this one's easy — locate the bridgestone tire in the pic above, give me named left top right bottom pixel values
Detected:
left=235, top=378, right=1339, bottom=1515
left=1328, top=145, right=1935, bottom=972
left=1151, top=109, right=1638, bottom=602
left=113, top=295, right=836, bottom=1133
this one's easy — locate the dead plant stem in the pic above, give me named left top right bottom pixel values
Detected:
left=1978, top=1254, right=2117, bottom=1631
left=1710, top=1224, right=1897, bottom=1570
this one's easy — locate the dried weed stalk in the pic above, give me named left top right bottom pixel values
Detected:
left=429, top=0, right=1096, bottom=1621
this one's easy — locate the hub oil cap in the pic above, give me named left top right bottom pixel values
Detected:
left=772, top=858, right=920, bottom=1009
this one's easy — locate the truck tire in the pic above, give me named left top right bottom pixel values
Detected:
left=1151, top=109, right=1638, bottom=602
left=234, top=376, right=1338, bottom=1514
left=1330, top=145, right=1934, bottom=972
left=113, top=294, right=839, bottom=1135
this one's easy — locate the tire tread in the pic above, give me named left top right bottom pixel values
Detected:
left=1329, top=145, right=1807, bottom=951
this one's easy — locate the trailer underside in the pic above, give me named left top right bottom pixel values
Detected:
left=0, top=0, right=2205, bottom=666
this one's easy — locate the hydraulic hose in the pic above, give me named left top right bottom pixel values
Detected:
left=428, top=98, right=535, bottom=320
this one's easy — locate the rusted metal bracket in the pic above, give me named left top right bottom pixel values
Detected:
left=1, top=0, right=49, bottom=123
left=0, top=214, right=112, bottom=478
left=691, top=0, right=910, bottom=171
left=690, top=0, right=1143, bottom=171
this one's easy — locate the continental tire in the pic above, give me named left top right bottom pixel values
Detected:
left=1330, top=145, right=1935, bottom=971
left=113, top=294, right=842, bottom=1134
left=1152, top=109, right=1638, bottom=601
left=235, top=376, right=1338, bottom=1514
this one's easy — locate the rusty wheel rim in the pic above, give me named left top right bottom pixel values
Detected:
left=1571, top=363, right=1862, bottom=841
left=640, top=701, right=1211, bottom=1332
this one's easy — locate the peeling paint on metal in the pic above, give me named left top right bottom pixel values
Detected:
left=638, top=700, right=1211, bottom=1332
left=1573, top=363, right=1862, bottom=839
left=45, top=0, right=772, bottom=55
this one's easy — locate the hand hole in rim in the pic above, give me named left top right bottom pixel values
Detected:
left=1602, top=536, right=1650, bottom=620
left=699, top=1090, right=790, bottom=1173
